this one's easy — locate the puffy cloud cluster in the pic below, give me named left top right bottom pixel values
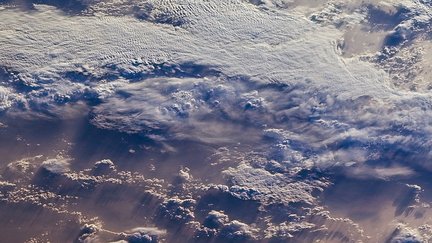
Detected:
left=77, top=224, right=100, bottom=242
left=92, top=159, right=116, bottom=176
left=0, top=85, right=21, bottom=111
left=196, top=210, right=258, bottom=241
left=75, top=224, right=166, bottom=243
left=388, top=224, right=425, bottom=243
left=224, top=162, right=329, bottom=205
left=159, top=197, right=196, bottom=223
left=121, top=227, right=166, bottom=243
left=264, top=221, right=315, bottom=239
left=40, top=157, right=71, bottom=174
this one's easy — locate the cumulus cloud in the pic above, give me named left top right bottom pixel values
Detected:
left=203, top=210, right=230, bottom=229
left=92, top=159, right=116, bottom=176
left=196, top=210, right=258, bottom=241
left=388, top=224, right=424, bottom=243
left=224, top=162, right=329, bottom=205
left=77, top=224, right=100, bottom=242
left=0, top=85, right=21, bottom=111
left=218, top=220, right=258, bottom=241
left=264, top=221, right=315, bottom=239
left=159, top=197, right=196, bottom=223
left=75, top=224, right=166, bottom=243
left=121, top=227, right=166, bottom=243
left=40, top=157, right=71, bottom=174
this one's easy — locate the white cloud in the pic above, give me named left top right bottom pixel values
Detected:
left=197, top=210, right=258, bottom=241
left=40, top=157, right=71, bottom=174
left=388, top=224, right=424, bottom=243
left=92, top=159, right=116, bottom=176
left=0, top=0, right=429, bottom=176
left=0, top=1, right=432, bottom=241
left=224, top=162, right=329, bottom=205
left=159, top=197, right=196, bottom=222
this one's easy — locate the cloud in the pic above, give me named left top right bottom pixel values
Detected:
left=196, top=210, right=258, bottom=241
left=40, top=157, right=71, bottom=174
left=0, top=85, right=21, bottom=111
left=1, top=1, right=429, bottom=177
left=0, top=180, right=16, bottom=192
left=0, top=0, right=395, bottom=114
left=219, top=220, right=258, bottom=241
left=92, top=159, right=116, bottom=176
left=224, top=162, right=329, bottom=205
left=121, top=227, right=166, bottom=243
left=264, top=221, right=315, bottom=239
left=0, top=1, right=432, bottom=241
left=77, top=223, right=100, bottom=242
left=159, top=197, right=196, bottom=223
left=341, top=165, right=415, bottom=180
left=75, top=224, right=166, bottom=243
left=388, top=224, right=424, bottom=243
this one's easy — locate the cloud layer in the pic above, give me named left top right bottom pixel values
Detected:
left=0, top=0, right=432, bottom=242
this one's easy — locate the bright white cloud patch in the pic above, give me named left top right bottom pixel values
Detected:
left=40, top=158, right=71, bottom=174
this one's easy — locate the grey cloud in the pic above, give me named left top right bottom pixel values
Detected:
left=92, top=159, right=116, bottom=176
left=218, top=220, right=258, bottom=241
left=203, top=210, right=230, bottom=229
left=224, top=162, right=329, bottom=205
left=196, top=210, right=258, bottom=241
left=77, top=224, right=100, bottom=242
left=388, top=224, right=424, bottom=243
left=121, top=227, right=166, bottom=243
left=159, top=197, right=196, bottom=223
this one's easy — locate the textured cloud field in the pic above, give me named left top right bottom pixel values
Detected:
left=0, top=0, right=432, bottom=242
